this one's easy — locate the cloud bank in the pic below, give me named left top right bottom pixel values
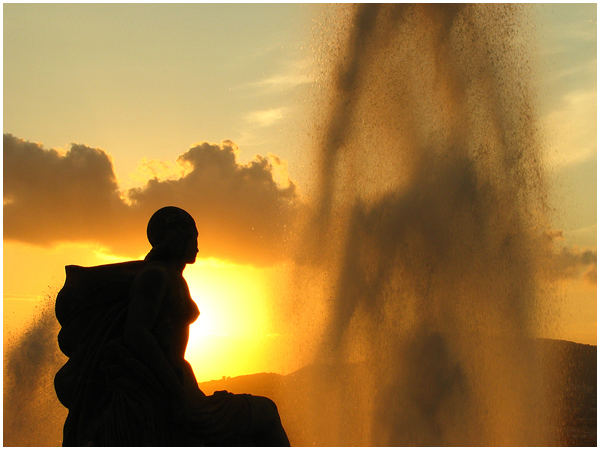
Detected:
left=543, top=230, right=597, bottom=284
left=553, top=246, right=597, bottom=284
left=4, top=134, right=299, bottom=264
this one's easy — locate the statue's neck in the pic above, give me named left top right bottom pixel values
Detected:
left=162, top=259, right=186, bottom=274
left=144, top=250, right=186, bottom=274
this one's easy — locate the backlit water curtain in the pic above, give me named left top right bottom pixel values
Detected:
left=292, top=4, right=559, bottom=445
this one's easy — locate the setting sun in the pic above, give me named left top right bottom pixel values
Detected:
left=183, top=258, right=275, bottom=381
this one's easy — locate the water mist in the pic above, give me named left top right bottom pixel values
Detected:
left=291, top=4, right=559, bottom=445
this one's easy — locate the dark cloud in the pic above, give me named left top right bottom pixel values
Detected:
left=541, top=228, right=596, bottom=284
left=4, top=134, right=299, bottom=264
left=4, top=134, right=128, bottom=245
left=552, top=245, right=597, bottom=284
left=127, top=141, right=299, bottom=264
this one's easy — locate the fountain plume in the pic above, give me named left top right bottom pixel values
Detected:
left=294, top=4, right=558, bottom=445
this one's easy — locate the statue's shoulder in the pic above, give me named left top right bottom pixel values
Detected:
left=64, top=260, right=146, bottom=284
left=132, top=260, right=175, bottom=286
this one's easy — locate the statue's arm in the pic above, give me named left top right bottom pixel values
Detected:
left=123, top=266, right=186, bottom=410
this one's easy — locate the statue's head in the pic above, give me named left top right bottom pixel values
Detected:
left=146, top=206, right=198, bottom=264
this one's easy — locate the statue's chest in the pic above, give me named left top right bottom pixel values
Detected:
left=159, top=277, right=199, bottom=328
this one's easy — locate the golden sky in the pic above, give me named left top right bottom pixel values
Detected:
left=3, top=4, right=597, bottom=383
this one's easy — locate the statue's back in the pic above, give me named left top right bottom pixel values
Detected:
left=55, top=260, right=147, bottom=445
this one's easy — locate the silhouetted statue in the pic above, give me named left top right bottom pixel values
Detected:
left=55, top=206, right=290, bottom=446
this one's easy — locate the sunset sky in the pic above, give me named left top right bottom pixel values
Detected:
left=3, top=4, right=596, bottom=383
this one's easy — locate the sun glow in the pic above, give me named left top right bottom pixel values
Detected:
left=183, top=258, right=274, bottom=382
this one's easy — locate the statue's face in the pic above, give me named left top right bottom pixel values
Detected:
left=182, top=229, right=199, bottom=264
